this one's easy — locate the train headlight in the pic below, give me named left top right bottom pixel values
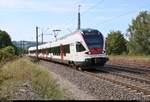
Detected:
left=102, top=50, right=106, bottom=54
left=85, top=51, right=91, bottom=55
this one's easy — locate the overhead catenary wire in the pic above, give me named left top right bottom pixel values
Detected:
left=82, top=0, right=104, bottom=14
left=57, top=0, right=86, bottom=32
left=98, top=3, right=150, bottom=26
left=59, top=0, right=150, bottom=36
left=92, top=2, right=150, bottom=27
left=64, top=0, right=104, bottom=31
left=72, top=0, right=150, bottom=27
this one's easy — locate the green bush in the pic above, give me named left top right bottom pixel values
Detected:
left=2, top=46, right=15, bottom=55
left=0, top=46, right=16, bottom=64
left=106, top=31, right=127, bottom=55
left=0, top=30, right=12, bottom=49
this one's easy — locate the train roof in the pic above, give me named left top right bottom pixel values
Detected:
left=79, top=28, right=99, bottom=32
left=28, top=28, right=101, bottom=51
left=58, top=28, right=100, bottom=40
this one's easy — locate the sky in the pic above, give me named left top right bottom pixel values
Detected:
left=0, top=0, right=150, bottom=42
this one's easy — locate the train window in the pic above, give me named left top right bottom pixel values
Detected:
left=50, top=46, right=60, bottom=56
left=54, top=47, right=56, bottom=55
left=50, top=47, right=54, bottom=54
left=76, top=42, right=86, bottom=52
left=48, top=45, right=70, bottom=56
left=64, top=44, right=70, bottom=54
left=41, top=49, right=45, bottom=54
left=48, top=48, right=51, bottom=53
left=82, top=30, right=103, bottom=49
left=31, top=50, right=36, bottom=53
left=45, top=48, right=48, bottom=54
left=57, top=46, right=60, bottom=55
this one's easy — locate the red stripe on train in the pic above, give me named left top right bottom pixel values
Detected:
left=89, top=48, right=103, bottom=54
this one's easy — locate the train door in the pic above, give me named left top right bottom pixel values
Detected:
left=46, top=48, right=48, bottom=59
left=60, top=44, right=64, bottom=61
left=42, top=49, right=44, bottom=59
left=75, top=41, right=86, bottom=61
left=70, top=42, right=76, bottom=61
left=75, top=42, right=81, bottom=61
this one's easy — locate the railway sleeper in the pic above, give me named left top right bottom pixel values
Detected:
left=99, top=68, right=150, bottom=85
left=85, top=71, right=150, bottom=96
left=143, top=95, right=150, bottom=100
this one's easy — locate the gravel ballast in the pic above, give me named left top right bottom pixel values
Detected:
left=39, top=60, right=149, bottom=100
left=50, top=70, right=98, bottom=100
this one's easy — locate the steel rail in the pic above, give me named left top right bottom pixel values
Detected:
left=84, top=71, right=150, bottom=96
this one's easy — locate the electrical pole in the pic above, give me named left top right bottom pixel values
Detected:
left=21, top=40, right=23, bottom=56
left=36, top=26, right=39, bottom=60
left=53, top=29, right=61, bottom=41
left=40, top=27, right=50, bottom=44
left=22, top=40, right=25, bottom=55
left=77, top=5, right=81, bottom=30
left=19, top=41, right=22, bottom=56
left=41, top=32, right=43, bottom=44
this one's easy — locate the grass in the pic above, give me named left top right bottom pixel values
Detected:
left=0, top=58, right=65, bottom=100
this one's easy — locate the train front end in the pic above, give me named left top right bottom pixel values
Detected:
left=80, top=29, right=109, bottom=66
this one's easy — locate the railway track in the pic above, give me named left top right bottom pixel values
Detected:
left=104, top=64, right=150, bottom=77
left=69, top=64, right=149, bottom=99
left=82, top=64, right=150, bottom=99
left=30, top=57, right=150, bottom=99
left=82, top=65, right=150, bottom=99
left=95, top=67, right=150, bottom=84
left=84, top=71, right=150, bottom=98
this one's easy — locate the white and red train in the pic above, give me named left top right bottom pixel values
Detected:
left=28, top=28, right=109, bottom=69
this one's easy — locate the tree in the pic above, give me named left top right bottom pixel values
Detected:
left=127, top=11, right=150, bottom=55
left=106, top=31, right=127, bottom=55
left=0, top=46, right=15, bottom=62
left=0, top=30, right=12, bottom=48
left=2, top=46, right=15, bottom=55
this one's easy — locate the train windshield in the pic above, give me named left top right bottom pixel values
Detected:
left=82, top=30, right=103, bottom=49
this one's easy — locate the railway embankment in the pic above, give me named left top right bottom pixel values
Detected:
left=1, top=57, right=149, bottom=100
left=39, top=60, right=150, bottom=100
left=107, top=55, right=150, bottom=68
left=0, top=58, right=65, bottom=100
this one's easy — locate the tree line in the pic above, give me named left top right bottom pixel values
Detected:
left=0, top=29, right=23, bottom=55
left=106, top=11, right=150, bottom=55
left=0, top=29, right=22, bottom=64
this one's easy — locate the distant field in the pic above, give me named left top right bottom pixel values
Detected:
left=0, top=58, right=65, bottom=100
left=107, top=55, right=150, bottom=67
left=109, top=55, right=150, bottom=60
